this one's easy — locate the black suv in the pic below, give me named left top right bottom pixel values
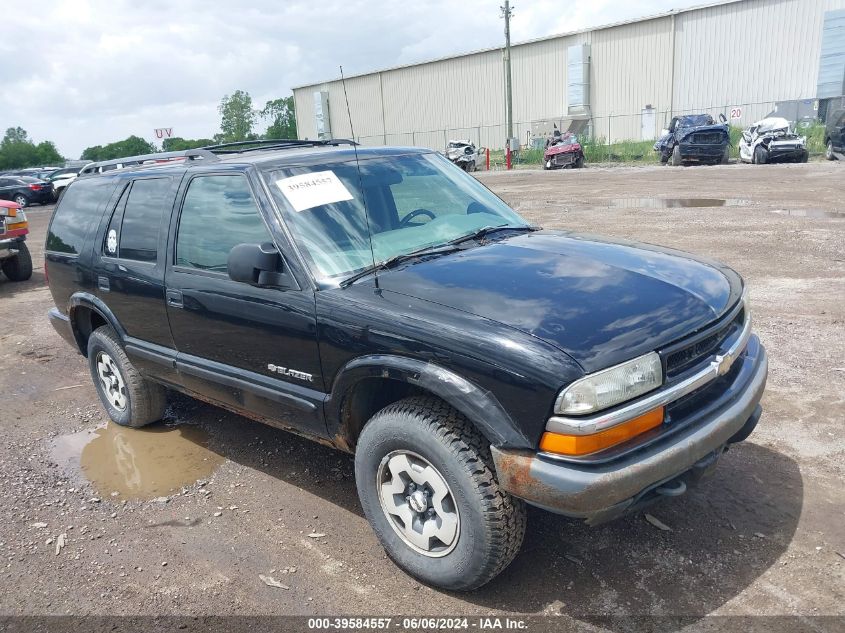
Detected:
left=46, top=141, right=767, bottom=590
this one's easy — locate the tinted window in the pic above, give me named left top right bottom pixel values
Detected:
left=176, top=175, right=271, bottom=272
left=119, top=178, right=171, bottom=262
left=102, top=184, right=130, bottom=257
left=46, top=178, right=117, bottom=254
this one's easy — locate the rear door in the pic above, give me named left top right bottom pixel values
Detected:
left=164, top=170, right=326, bottom=437
left=93, top=176, right=179, bottom=381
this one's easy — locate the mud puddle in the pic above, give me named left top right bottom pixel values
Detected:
left=610, top=198, right=748, bottom=208
left=50, top=422, right=224, bottom=500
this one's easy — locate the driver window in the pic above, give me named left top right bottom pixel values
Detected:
left=176, top=175, right=272, bottom=272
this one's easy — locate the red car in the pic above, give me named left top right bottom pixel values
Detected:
left=543, top=132, right=585, bottom=169
left=0, top=200, right=32, bottom=282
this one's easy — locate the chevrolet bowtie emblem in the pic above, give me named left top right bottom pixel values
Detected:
left=714, top=353, right=734, bottom=376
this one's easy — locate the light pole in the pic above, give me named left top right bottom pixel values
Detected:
left=501, top=1, right=514, bottom=168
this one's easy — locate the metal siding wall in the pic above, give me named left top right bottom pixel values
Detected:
left=673, top=0, right=845, bottom=128
left=293, top=0, right=845, bottom=148
left=591, top=17, right=674, bottom=141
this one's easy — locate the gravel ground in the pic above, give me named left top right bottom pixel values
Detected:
left=0, top=161, right=842, bottom=625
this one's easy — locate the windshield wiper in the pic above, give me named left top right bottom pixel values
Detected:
left=448, top=224, right=537, bottom=246
left=339, top=244, right=460, bottom=288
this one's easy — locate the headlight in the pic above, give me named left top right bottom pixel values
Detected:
left=555, top=352, right=663, bottom=415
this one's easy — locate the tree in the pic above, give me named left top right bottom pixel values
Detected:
left=0, top=127, right=64, bottom=170
left=218, top=90, right=257, bottom=143
left=162, top=137, right=215, bottom=152
left=2, top=127, right=30, bottom=146
left=81, top=136, right=156, bottom=161
left=261, top=96, right=297, bottom=140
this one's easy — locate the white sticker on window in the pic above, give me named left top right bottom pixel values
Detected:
left=275, top=170, right=354, bottom=212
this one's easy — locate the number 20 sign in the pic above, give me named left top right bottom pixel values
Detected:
left=729, top=107, right=743, bottom=120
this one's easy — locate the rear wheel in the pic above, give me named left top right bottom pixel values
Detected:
left=1, top=242, right=32, bottom=282
left=355, top=396, right=526, bottom=591
left=13, top=194, right=28, bottom=208
left=87, top=326, right=167, bottom=427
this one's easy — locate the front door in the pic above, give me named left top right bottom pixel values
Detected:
left=165, top=172, right=325, bottom=437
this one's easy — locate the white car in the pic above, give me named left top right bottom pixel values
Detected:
left=738, top=117, right=808, bottom=164
left=47, top=167, right=81, bottom=199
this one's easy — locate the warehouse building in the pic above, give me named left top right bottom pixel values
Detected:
left=292, top=0, right=845, bottom=149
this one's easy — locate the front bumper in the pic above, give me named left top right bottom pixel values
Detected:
left=679, top=142, right=727, bottom=162
left=491, top=335, right=767, bottom=524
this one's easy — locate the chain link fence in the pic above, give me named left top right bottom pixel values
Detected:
left=352, top=97, right=834, bottom=168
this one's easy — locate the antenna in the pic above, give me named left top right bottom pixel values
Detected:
left=340, top=65, right=380, bottom=289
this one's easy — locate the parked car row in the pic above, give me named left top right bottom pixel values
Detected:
left=653, top=106, right=845, bottom=167
left=0, top=166, right=83, bottom=206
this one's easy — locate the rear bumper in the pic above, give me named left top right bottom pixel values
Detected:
left=48, top=307, right=79, bottom=351
left=492, top=336, right=767, bottom=524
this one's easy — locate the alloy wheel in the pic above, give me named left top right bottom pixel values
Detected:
left=377, top=450, right=460, bottom=557
left=96, top=351, right=127, bottom=411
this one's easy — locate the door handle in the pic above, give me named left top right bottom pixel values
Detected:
left=97, top=276, right=110, bottom=292
left=166, top=289, right=183, bottom=308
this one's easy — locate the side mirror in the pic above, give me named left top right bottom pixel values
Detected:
left=227, top=242, right=289, bottom=287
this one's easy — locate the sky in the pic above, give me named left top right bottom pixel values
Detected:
left=0, top=0, right=711, bottom=158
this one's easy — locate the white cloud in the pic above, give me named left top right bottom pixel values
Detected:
left=0, top=0, right=706, bottom=158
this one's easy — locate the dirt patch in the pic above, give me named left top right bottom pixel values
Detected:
left=0, top=163, right=843, bottom=620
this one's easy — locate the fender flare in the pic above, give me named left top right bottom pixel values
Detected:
left=67, top=292, right=127, bottom=355
left=327, top=354, right=531, bottom=448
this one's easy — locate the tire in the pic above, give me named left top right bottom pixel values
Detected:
left=355, top=396, right=527, bottom=591
left=799, top=151, right=809, bottom=163
left=1, top=242, right=33, bottom=282
left=575, top=155, right=585, bottom=168
left=670, top=144, right=682, bottom=166
left=720, top=146, right=730, bottom=165
left=13, top=194, right=28, bottom=208
left=87, top=325, right=167, bottom=427
left=754, top=145, right=768, bottom=165
left=826, top=141, right=836, bottom=161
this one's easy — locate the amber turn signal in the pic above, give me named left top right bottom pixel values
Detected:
left=539, top=406, right=665, bottom=457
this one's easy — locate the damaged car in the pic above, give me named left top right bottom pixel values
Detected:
left=445, top=140, right=478, bottom=171
left=655, top=113, right=730, bottom=166
left=738, top=117, right=808, bottom=164
left=543, top=131, right=585, bottom=169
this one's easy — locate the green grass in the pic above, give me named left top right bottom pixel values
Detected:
left=479, top=122, right=829, bottom=168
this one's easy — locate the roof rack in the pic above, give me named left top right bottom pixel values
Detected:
left=79, top=149, right=217, bottom=176
left=201, top=138, right=358, bottom=154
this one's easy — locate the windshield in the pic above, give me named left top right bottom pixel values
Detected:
left=266, top=152, right=528, bottom=283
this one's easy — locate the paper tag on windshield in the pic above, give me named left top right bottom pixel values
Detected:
left=275, top=170, right=354, bottom=212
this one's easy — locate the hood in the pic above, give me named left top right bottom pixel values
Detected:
left=545, top=143, right=581, bottom=157
left=678, top=123, right=728, bottom=141
left=377, top=230, right=741, bottom=373
left=754, top=117, right=790, bottom=134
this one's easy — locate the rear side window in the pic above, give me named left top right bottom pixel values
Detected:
left=119, top=178, right=170, bottom=261
left=175, top=175, right=272, bottom=272
left=46, top=178, right=116, bottom=254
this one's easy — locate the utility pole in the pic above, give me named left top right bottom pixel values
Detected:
left=501, top=1, right=514, bottom=168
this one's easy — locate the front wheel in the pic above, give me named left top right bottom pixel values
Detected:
left=1, top=242, right=33, bottom=281
left=670, top=144, right=682, bottom=166
left=754, top=145, right=768, bottom=165
left=355, top=397, right=527, bottom=591
left=826, top=141, right=836, bottom=161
